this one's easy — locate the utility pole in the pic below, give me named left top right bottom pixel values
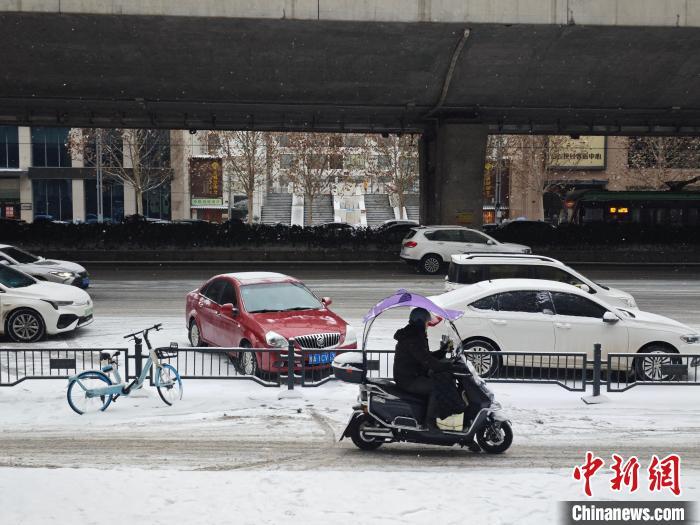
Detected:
left=494, top=136, right=503, bottom=224
left=96, top=129, right=104, bottom=223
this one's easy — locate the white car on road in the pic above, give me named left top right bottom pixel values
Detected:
left=0, top=265, right=93, bottom=342
left=431, top=279, right=700, bottom=381
left=445, top=254, right=637, bottom=308
left=400, top=226, right=531, bottom=274
left=0, top=245, right=90, bottom=288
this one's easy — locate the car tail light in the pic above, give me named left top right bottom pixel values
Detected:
left=403, top=241, right=417, bottom=248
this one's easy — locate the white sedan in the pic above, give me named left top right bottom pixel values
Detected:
left=0, top=244, right=90, bottom=288
left=0, top=265, right=93, bottom=342
left=431, top=279, right=700, bottom=381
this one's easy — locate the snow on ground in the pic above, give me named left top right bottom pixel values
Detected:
left=2, top=312, right=700, bottom=523
left=2, top=467, right=697, bottom=525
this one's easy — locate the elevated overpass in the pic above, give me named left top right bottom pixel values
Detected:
left=2, top=0, right=700, bottom=224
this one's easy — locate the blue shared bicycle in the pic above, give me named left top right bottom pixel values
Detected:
left=67, top=324, right=182, bottom=415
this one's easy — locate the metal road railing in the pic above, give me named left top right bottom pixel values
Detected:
left=3, top=340, right=699, bottom=399
left=0, top=347, right=127, bottom=387
left=607, top=352, right=700, bottom=392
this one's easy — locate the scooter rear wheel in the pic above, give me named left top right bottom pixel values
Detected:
left=349, top=415, right=384, bottom=451
left=476, top=421, right=513, bottom=454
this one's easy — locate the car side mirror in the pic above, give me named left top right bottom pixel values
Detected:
left=487, top=239, right=496, bottom=245
left=221, top=303, right=239, bottom=318
left=0, top=260, right=9, bottom=266
left=322, top=297, right=333, bottom=307
left=603, top=312, right=619, bottom=324
left=575, top=283, right=591, bottom=293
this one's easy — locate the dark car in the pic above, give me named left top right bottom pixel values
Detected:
left=377, top=221, right=420, bottom=243
left=493, top=220, right=557, bottom=243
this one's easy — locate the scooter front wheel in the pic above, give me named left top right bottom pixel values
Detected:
left=476, top=421, right=513, bottom=454
left=349, top=414, right=384, bottom=451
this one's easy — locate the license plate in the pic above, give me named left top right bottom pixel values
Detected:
left=308, top=352, right=336, bottom=365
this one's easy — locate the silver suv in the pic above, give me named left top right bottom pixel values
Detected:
left=400, top=226, right=530, bottom=274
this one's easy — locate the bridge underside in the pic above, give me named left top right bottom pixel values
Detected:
left=1, top=13, right=700, bottom=135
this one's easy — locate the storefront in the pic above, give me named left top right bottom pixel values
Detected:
left=0, top=176, right=20, bottom=220
left=32, top=179, right=73, bottom=221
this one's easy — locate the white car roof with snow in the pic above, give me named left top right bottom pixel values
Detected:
left=450, top=254, right=563, bottom=265
left=225, top=272, right=293, bottom=284
left=432, top=278, right=587, bottom=305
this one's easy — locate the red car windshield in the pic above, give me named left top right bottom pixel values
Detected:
left=241, top=282, right=323, bottom=313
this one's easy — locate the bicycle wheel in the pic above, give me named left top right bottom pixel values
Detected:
left=156, top=364, right=183, bottom=406
left=67, top=371, right=114, bottom=415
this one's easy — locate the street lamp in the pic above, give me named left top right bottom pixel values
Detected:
left=96, top=129, right=104, bottom=223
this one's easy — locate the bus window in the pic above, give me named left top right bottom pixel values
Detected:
left=582, top=207, right=604, bottom=223
left=669, top=208, right=683, bottom=226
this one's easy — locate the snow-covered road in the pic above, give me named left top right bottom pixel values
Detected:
left=2, top=265, right=700, bottom=523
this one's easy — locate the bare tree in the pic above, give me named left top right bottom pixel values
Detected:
left=68, top=128, right=171, bottom=216
left=207, top=130, right=275, bottom=224
left=367, top=134, right=419, bottom=217
left=627, top=137, right=700, bottom=189
left=501, top=135, right=576, bottom=219
left=285, top=132, right=342, bottom=224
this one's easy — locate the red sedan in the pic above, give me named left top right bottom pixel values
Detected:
left=186, top=272, right=357, bottom=376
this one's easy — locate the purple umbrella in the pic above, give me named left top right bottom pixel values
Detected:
left=363, top=289, right=464, bottom=323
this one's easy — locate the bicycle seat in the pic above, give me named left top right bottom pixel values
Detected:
left=100, top=350, right=121, bottom=360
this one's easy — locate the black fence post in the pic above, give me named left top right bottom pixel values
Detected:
left=592, top=343, right=601, bottom=397
left=134, top=336, right=143, bottom=381
left=286, top=339, right=295, bottom=391
left=582, top=343, right=608, bottom=404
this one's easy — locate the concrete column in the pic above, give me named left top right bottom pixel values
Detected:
left=123, top=184, right=137, bottom=216
left=419, top=123, right=488, bottom=227
left=72, top=179, right=85, bottom=222
left=169, top=130, right=190, bottom=220
left=18, top=126, right=33, bottom=222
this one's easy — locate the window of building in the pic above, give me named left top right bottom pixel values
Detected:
left=32, top=179, right=73, bottom=221
left=207, top=133, right=221, bottom=155
left=343, top=135, right=365, bottom=147
left=0, top=126, right=19, bottom=169
left=82, top=129, right=124, bottom=168
left=31, top=127, right=71, bottom=167
left=142, top=181, right=171, bottom=220
left=140, top=129, right=170, bottom=168
left=279, top=154, right=294, bottom=169
left=329, top=154, right=343, bottom=169
left=399, top=157, right=417, bottom=173
left=84, top=179, right=125, bottom=222
left=277, top=135, right=291, bottom=147
left=376, top=155, right=392, bottom=170
left=345, top=154, right=365, bottom=170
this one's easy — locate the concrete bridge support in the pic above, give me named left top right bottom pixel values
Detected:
left=419, top=123, right=488, bottom=227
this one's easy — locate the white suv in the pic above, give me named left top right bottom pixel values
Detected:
left=446, top=254, right=637, bottom=309
left=400, top=226, right=531, bottom=274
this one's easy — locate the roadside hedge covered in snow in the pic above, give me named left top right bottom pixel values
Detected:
left=3, top=220, right=700, bottom=250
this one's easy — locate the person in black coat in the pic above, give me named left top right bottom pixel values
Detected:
left=393, top=307, right=451, bottom=429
